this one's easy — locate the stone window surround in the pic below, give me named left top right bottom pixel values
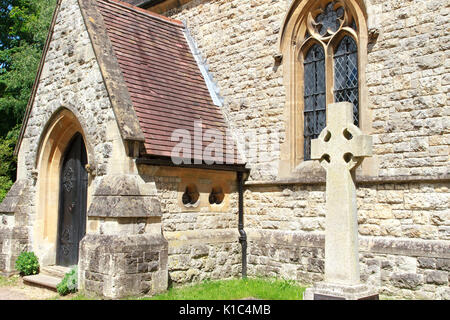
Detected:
left=209, top=186, right=225, bottom=205
left=172, top=170, right=234, bottom=213
left=278, top=0, right=374, bottom=180
left=182, top=183, right=201, bottom=207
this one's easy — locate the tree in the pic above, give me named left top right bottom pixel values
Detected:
left=0, top=0, right=56, bottom=201
left=0, top=0, right=57, bottom=135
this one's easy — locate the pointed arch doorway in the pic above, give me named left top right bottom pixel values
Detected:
left=34, top=108, right=94, bottom=268
left=56, top=133, right=88, bottom=266
left=56, top=133, right=88, bottom=267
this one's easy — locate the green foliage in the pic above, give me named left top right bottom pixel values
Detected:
left=0, top=0, right=56, bottom=199
left=0, top=176, right=13, bottom=202
left=15, top=251, right=40, bottom=276
left=0, top=0, right=57, bottom=135
left=0, top=125, right=18, bottom=201
left=57, top=266, right=78, bottom=296
left=0, top=45, right=42, bottom=134
left=8, top=1, right=57, bottom=47
left=0, top=125, right=18, bottom=176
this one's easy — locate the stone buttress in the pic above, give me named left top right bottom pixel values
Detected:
left=79, top=174, right=168, bottom=298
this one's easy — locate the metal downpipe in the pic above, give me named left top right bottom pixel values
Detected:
left=237, top=171, right=247, bottom=279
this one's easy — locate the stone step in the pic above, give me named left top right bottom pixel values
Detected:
left=40, top=265, right=71, bottom=279
left=23, top=274, right=61, bottom=291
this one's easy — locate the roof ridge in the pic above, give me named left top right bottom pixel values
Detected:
left=103, top=0, right=184, bottom=27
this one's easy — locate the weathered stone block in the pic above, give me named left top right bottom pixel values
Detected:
left=93, top=174, right=157, bottom=197
left=418, top=257, right=436, bottom=269
left=424, top=270, right=448, bottom=285
left=0, top=180, right=30, bottom=215
left=79, top=233, right=168, bottom=299
left=436, top=258, right=450, bottom=272
left=88, top=196, right=161, bottom=218
left=0, top=224, right=30, bottom=275
left=391, top=273, right=424, bottom=290
left=307, top=258, right=324, bottom=273
left=191, top=245, right=209, bottom=259
left=381, top=260, right=395, bottom=271
left=88, top=175, right=162, bottom=218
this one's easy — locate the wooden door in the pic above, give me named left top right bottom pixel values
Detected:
left=56, top=133, right=88, bottom=267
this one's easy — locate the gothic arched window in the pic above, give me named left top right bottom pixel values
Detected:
left=279, top=0, right=368, bottom=174
left=300, top=1, right=361, bottom=160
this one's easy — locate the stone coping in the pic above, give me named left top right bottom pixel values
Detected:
left=245, top=174, right=450, bottom=187
left=165, top=229, right=239, bottom=246
left=78, top=0, right=145, bottom=143
left=246, top=229, right=450, bottom=259
left=87, top=196, right=162, bottom=218
left=0, top=180, right=29, bottom=214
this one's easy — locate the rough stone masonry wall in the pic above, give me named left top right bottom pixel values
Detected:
left=244, top=182, right=449, bottom=299
left=244, top=182, right=448, bottom=241
left=169, top=0, right=291, bottom=181
left=367, top=0, right=449, bottom=178
left=18, top=0, right=117, bottom=218
left=164, top=0, right=450, bottom=299
left=22, top=0, right=117, bottom=178
left=140, top=168, right=242, bottom=286
left=1, top=0, right=170, bottom=298
left=0, top=0, right=118, bottom=274
left=168, top=0, right=450, bottom=180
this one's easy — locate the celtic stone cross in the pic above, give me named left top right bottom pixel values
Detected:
left=311, top=102, right=372, bottom=286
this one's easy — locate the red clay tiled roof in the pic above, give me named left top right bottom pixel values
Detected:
left=96, top=0, right=243, bottom=165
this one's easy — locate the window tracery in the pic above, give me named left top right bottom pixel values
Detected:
left=300, top=0, right=360, bottom=160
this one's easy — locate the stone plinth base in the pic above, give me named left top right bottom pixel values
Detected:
left=0, top=180, right=32, bottom=276
left=303, top=282, right=379, bottom=300
left=0, top=226, right=30, bottom=276
left=79, top=233, right=168, bottom=299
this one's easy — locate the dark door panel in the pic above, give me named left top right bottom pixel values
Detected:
left=57, top=133, right=88, bottom=267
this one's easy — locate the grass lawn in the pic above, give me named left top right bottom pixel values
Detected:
left=57, top=278, right=306, bottom=300
left=136, top=278, right=306, bottom=300
left=0, top=275, right=19, bottom=287
left=0, top=276, right=305, bottom=300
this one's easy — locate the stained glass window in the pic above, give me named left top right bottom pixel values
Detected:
left=314, top=2, right=345, bottom=37
left=334, top=35, right=359, bottom=126
left=298, top=1, right=361, bottom=162
left=303, top=44, right=326, bottom=161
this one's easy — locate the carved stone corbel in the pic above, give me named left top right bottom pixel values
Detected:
left=368, top=27, right=380, bottom=44
left=85, top=164, right=97, bottom=177
left=273, top=53, right=283, bottom=64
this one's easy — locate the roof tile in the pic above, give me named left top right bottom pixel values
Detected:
left=96, top=0, right=243, bottom=165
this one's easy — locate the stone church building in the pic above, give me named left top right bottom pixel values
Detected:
left=0, top=0, right=448, bottom=299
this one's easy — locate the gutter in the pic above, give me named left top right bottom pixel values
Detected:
left=135, top=157, right=249, bottom=173
left=134, top=0, right=165, bottom=8
left=136, top=157, right=249, bottom=279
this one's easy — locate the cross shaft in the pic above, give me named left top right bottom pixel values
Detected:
left=311, top=102, right=372, bottom=285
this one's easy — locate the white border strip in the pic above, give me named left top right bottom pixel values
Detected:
left=182, top=22, right=224, bottom=107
